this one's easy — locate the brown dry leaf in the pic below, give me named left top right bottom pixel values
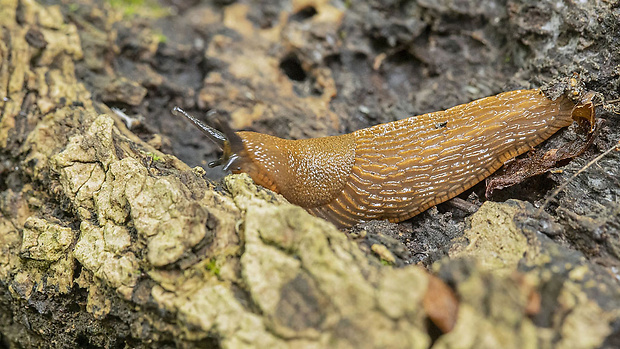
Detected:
left=486, top=124, right=598, bottom=198
left=422, top=275, right=459, bottom=333
left=511, top=272, right=542, bottom=316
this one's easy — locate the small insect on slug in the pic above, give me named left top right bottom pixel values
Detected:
left=174, top=88, right=594, bottom=228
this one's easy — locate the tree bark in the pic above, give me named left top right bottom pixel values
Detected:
left=1, top=0, right=619, bottom=348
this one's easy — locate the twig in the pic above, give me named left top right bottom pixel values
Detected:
left=447, top=197, right=479, bottom=214
left=536, top=141, right=620, bottom=216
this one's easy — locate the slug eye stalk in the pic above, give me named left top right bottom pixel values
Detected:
left=172, top=107, right=244, bottom=170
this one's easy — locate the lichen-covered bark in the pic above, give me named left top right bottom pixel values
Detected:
left=1, top=0, right=619, bottom=348
left=445, top=201, right=618, bottom=348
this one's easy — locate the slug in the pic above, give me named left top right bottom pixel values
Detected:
left=173, top=89, right=594, bottom=228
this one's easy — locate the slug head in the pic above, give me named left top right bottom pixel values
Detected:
left=171, top=107, right=252, bottom=172
left=173, top=107, right=356, bottom=208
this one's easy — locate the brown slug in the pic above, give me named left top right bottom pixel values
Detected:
left=174, top=89, right=594, bottom=228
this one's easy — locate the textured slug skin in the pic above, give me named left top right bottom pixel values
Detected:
left=232, top=132, right=356, bottom=208
left=233, top=89, right=581, bottom=228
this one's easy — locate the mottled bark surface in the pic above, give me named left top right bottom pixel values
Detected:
left=1, top=0, right=619, bottom=348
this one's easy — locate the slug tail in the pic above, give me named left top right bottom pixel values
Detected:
left=570, top=91, right=596, bottom=132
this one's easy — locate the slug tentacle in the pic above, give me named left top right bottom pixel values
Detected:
left=172, top=107, right=253, bottom=171
left=178, top=89, right=596, bottom=228
left=172, top=107, right=227, bottom=149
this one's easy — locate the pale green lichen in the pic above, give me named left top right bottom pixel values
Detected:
left=86, top=280, right=113, bottom=320
left=449, top=201, right=533, bottom=274
left=20, top=217, right=74, bottom=262
left=103, top=223, right=132, bottom=253
left=0, top=220, right=21, bottom=280
left=94, top=157, right=144, bottom=225
left=555, top=282, right=612, bottom=348
left=174, top=284, right=284, bottom=347
left=371, top=243, right=396, bottom=265
left=0, top=0, right=90, bottom=305
left=242, top=241, right=305, bottom=332
left=129, top=174, right=208, bottom=266
left=231, top=174, right=431, bottom=348
left=74, top=221, right=139, bottom=299
left=437, top=200, right=615, bottom=349
left=46, top=255, right=77, bottom=294
left=376, top=267, right=429, bottom=321
left=434, top=302, right=539, bottom=349
left=108, top=0, right=172, bottom=18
